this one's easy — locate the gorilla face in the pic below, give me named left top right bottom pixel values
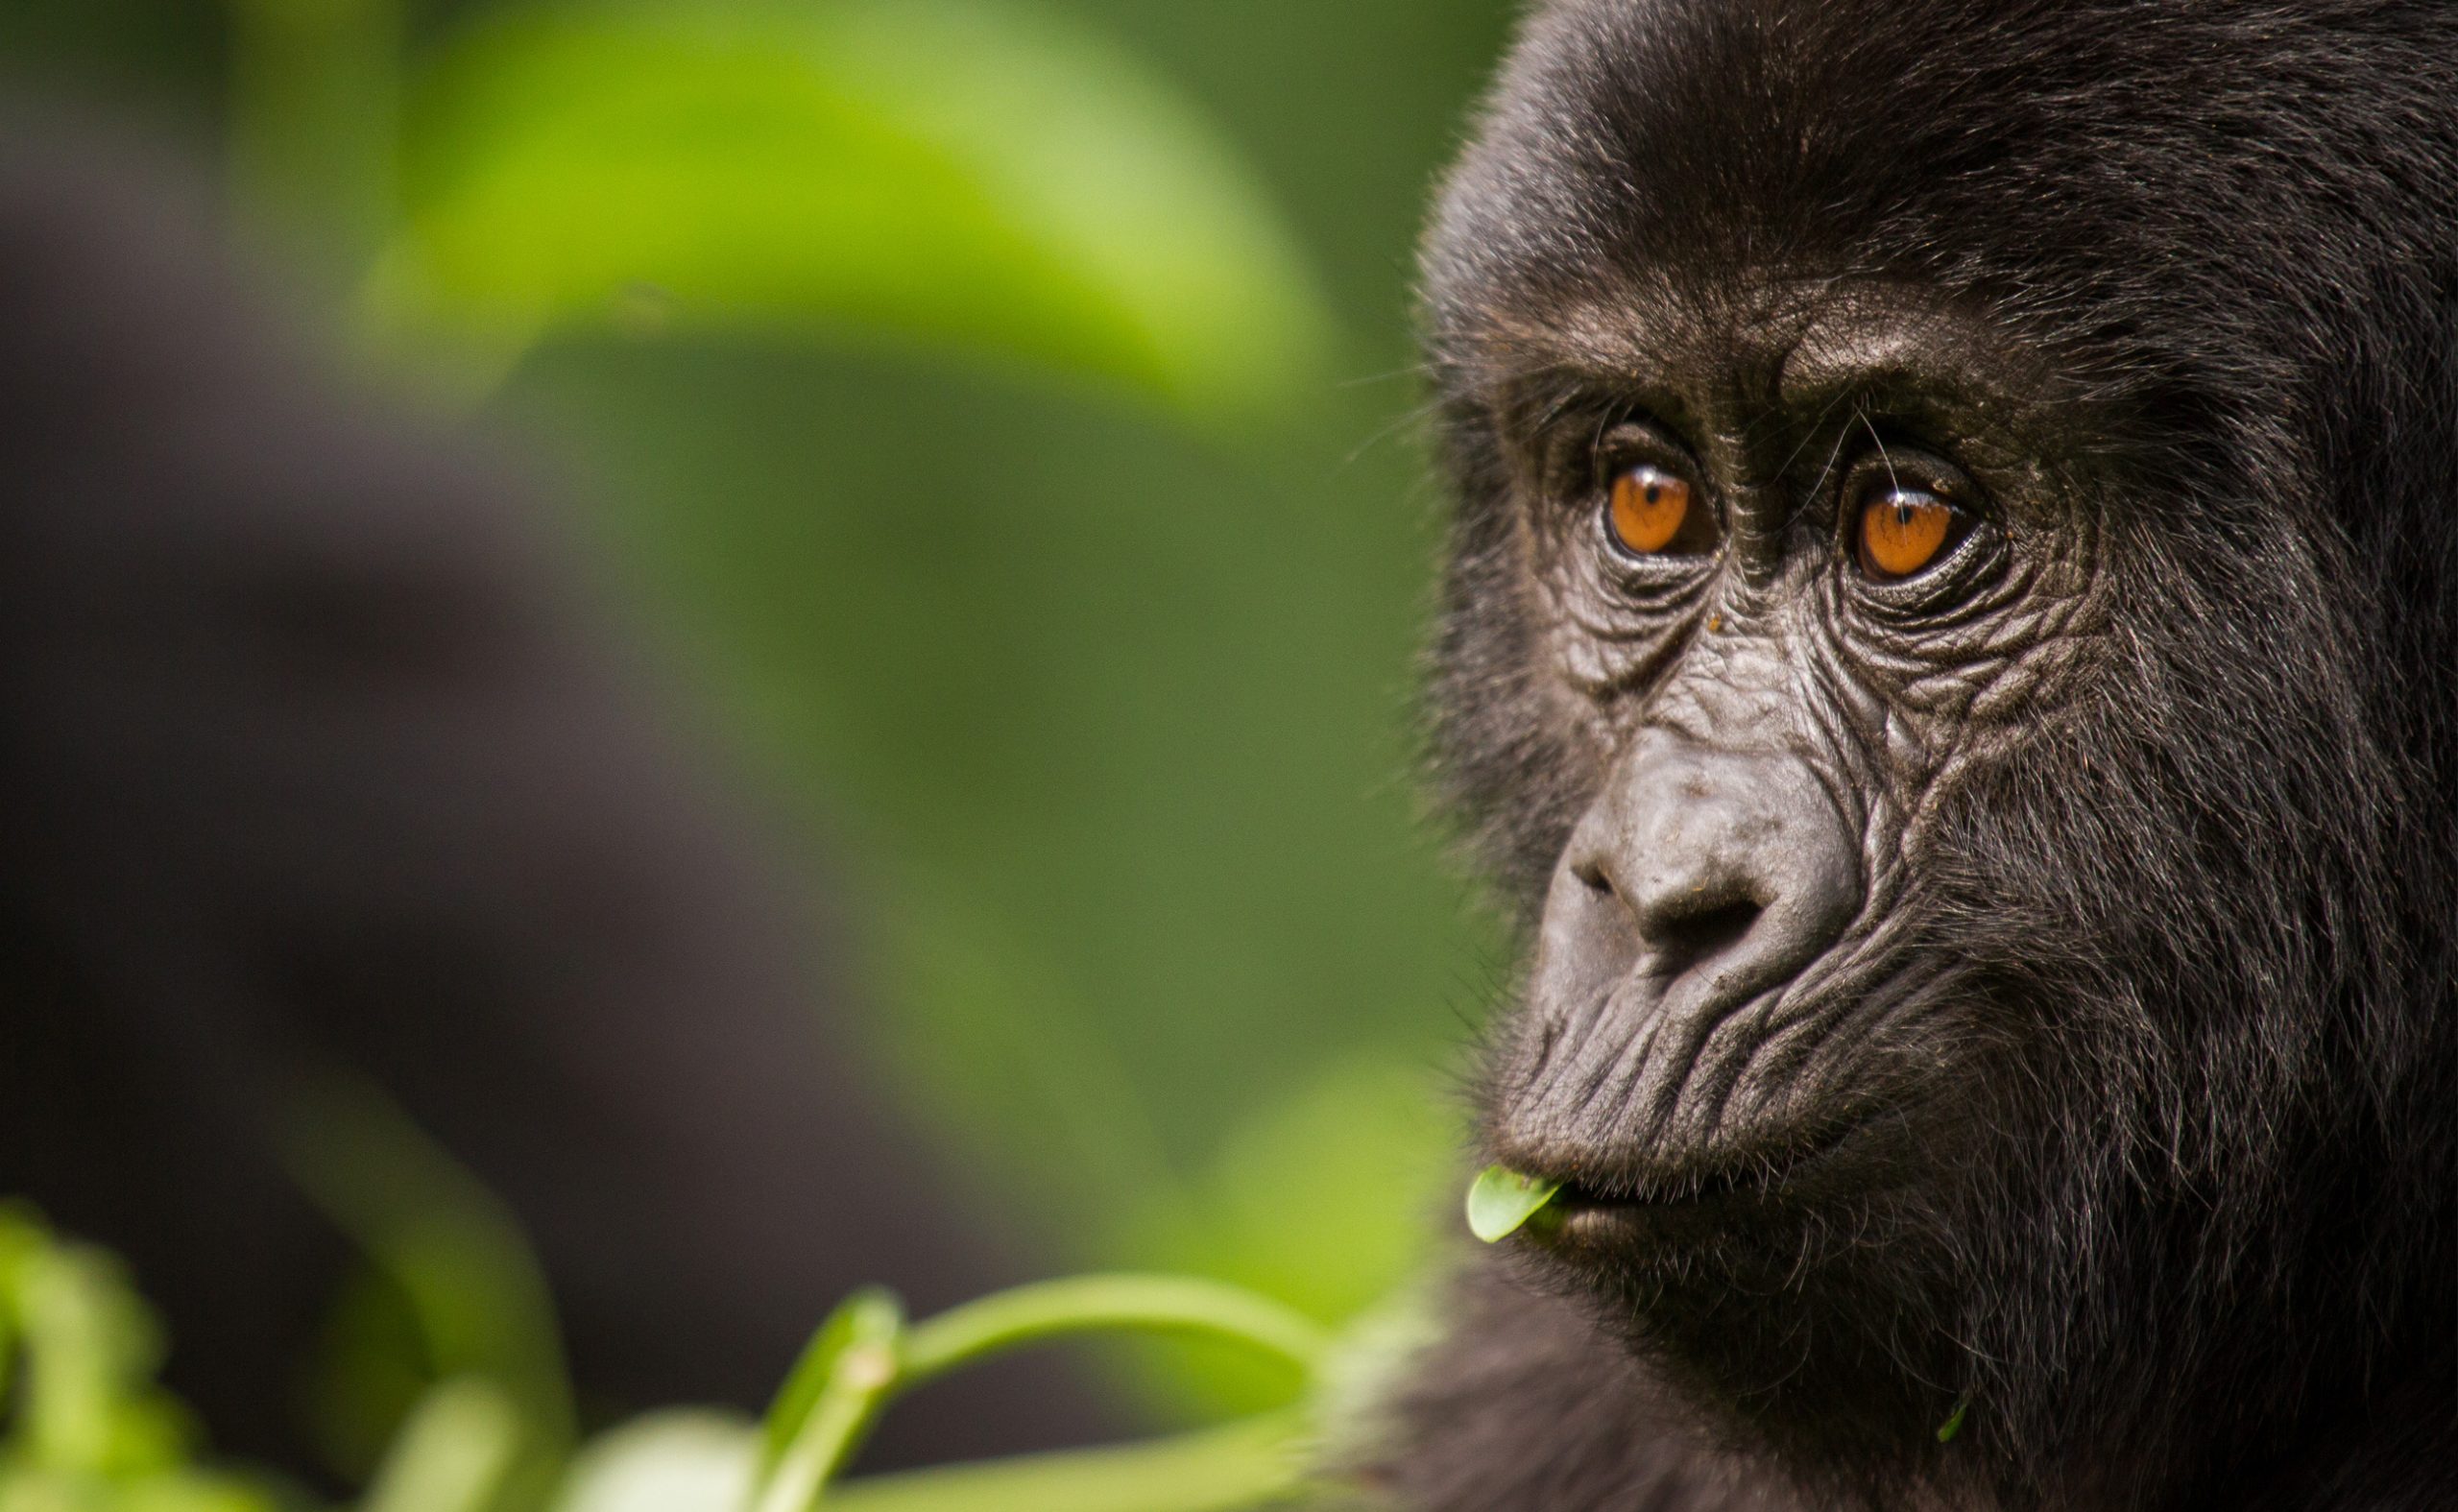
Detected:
left=1482, top=289, right=2089, bottom=1185
left=1423, top=0, right=2458, bottom=1488
left=1452, top=253, right=2130, bottom=1465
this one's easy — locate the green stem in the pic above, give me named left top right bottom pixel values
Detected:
left=17, top=1251, right=119, bottom=1475
left=757, top=1364, right=900, bottom=1512
left=821, top=1410, right=1311, bottom=1512
left=755, top=1292, right=905, bottom=1512
left=899, top=1275, right=1327, bottom=1384
left=759, top=1276, right=1327, bottom=1512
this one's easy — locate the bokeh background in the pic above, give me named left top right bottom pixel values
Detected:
left=1, top=0, right=1522, bottom=1436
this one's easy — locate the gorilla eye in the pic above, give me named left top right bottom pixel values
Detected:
left=1854, top=485, right=1967, bottom=582
left=1604, top=465, right=1714, bottom=558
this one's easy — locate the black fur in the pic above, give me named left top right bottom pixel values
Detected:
left=1372, top=2, right=2458, bottom=1508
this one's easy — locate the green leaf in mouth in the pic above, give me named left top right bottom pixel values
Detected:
left=1465, top=1165, right=1562, bottom=1243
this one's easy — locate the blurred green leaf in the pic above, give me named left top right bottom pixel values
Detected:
left=822, top=1411, right=1308, bottom=1512
left=225, top=0, right=403, bottom=281
left=1106, top=1058, right=1451, bottom=1415
left=308, top=1265, right=447, bottom=1485
left=0, top=1212, right=284, bottom=1512
left=282, top=1080, right=575, bottom=1509
left=0, top=1199, right=1354, bottom=1512
left=0, top=1468, right=282, bottom=1512
left=0, top=1209, right=44, bottom=1423
left=876, top=882, right=1192, bottom=1231
left=1179, top=1061, right=1455, bottom=1314
left=16, top=1247, right=186, bottom=1479
left=361, top=0, right=1332, bottom=422
left=359, top=1380, right=521, bottom=1512
left=550, top=1413, right=757, bottom=1512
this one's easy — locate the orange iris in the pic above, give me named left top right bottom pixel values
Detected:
left=1858, top=491, right=1955, bottom=580
left=1608, top=467, right=1692, bottom=555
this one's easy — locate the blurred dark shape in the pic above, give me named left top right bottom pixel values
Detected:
left=0, top=110, right=1107, bottom=1475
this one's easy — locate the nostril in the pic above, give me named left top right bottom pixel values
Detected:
left=1645, top=894, right=1762, bottom=981
left=1553, top=739, right=1864, bottom=1016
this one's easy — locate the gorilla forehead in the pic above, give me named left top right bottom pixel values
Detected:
left=1428, top=0, right=2458, bottom=434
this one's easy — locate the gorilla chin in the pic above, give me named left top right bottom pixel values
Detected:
left=1495, top=991, right=1976, bottom=1451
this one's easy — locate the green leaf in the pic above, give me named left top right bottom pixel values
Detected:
left=358, top=1379, right=521, bottom=1512
left=281, top=1078, right=576, bottom=1477
left=549, top=1412, right=758, bottom=1512
left=1464, top=1166, right=1560, bottom=1244
left=363, top=0, right=1333, bottom=423
left=15, top=1244, right=184, bottom=1477
left=896, top=1276, right=1325, bottom=1384
left=1103, top=1060, right=1448, bottom=1415
left=1936, top=1397, right=1970, bottom=1445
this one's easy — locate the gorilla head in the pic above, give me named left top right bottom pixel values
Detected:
left=1395, top=0, right=2458, bottom=1506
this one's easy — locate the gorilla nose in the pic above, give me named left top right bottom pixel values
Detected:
left=1549, top=732, right=1862, bottom=1021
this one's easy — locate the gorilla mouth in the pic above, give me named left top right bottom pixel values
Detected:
left=1546, top=1161, right=1783, bottom=1233
left=1519, top=1113, right=1875, bottom=1249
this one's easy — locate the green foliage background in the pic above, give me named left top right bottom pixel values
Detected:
left=2, top=0, right=1516, bottom=1443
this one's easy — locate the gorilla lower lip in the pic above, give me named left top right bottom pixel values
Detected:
left=1532, top=1167, right=1779, bottom=1252
left=1562, top=1167, right=1758, bottom=1212
left=1526, top=1121, right=1867, bottom=1242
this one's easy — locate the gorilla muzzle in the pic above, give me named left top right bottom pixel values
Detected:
left=1500, top=729, right=1864, bottom=1156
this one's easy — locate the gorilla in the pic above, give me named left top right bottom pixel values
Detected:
left=0, top=118, right=1104, bottom=1475
left=1370, top=1, right=2458, bottom=1508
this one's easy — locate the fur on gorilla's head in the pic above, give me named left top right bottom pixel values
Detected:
left=1417, top=1, right=2458, bottom=1504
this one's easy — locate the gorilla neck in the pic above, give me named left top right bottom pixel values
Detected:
left=1603, top=1294, right=2458, bottom=1512
left=1556, top=1140, right=2458, bottom=1511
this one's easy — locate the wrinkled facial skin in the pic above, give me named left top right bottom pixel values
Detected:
left=1485, top=289, right=2102, bottom=1181
left=1416, top=0, right=2458, bottom=1503
left=1464, top=274, right=2121, bottom=1465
